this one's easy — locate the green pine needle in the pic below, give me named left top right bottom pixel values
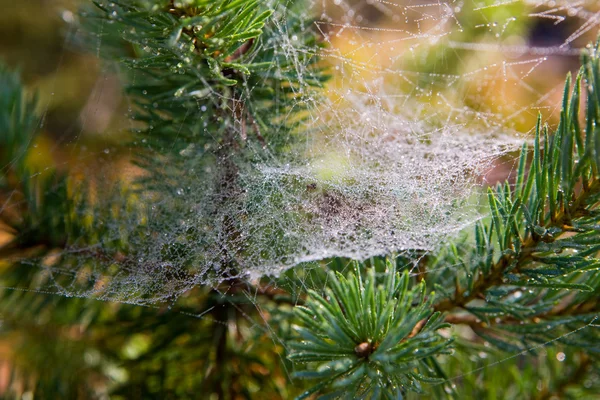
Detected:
left=289, top=262, right=452, bottom=399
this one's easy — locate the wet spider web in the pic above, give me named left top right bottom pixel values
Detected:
left=2, top=0, right=599, bottom=304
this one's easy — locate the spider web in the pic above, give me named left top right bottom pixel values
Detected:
left=2, top=0, right=599, bottom=303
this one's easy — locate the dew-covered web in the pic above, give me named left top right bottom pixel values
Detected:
left=2, top=0, right=600, bottom=340
left=2, top=0, right=599, bottom=303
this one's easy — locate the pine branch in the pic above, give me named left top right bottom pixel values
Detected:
left=287, top=263, right=452, bottom=399
left=83, top=0, right=325, bottom=154
left=430, top=42, right=600, bottom=332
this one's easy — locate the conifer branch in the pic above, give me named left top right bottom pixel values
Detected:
left=431, top=42, right=600, bottom=334
left=288, top=264, right=451, bottom=399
